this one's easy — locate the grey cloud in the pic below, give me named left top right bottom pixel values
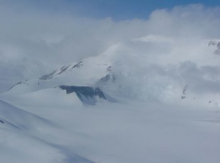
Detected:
left=208, top=41, right=220, bottom=55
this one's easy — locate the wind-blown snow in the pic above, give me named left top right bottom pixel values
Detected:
left=1, top=4, right=220, bottom=163
left=0, top=94, right=220, bottom=163
left=5, top=37, right=220, bottom=107
left=1, top=24, right=220, bottom=163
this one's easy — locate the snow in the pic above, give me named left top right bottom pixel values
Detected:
left=1, top=89, right=220, bottom=163
left=5, top=55, right=111, bottom=95
left=5, top=37, right=220, bottom=108
left=0, top=98, right=96, bottom=163
left=1, top=34, right=220, bottom=163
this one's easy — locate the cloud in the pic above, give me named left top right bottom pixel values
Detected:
left=1, top=3, right=220, bottom=98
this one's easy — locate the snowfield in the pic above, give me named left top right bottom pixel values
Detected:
left=1, top=89, right=220, bottom=163
left=1, top=24, right=220, bottom=163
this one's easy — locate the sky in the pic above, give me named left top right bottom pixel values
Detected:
left=0, top=0, right=220, bottom=96
left=1, top=0, right=220, bottom=20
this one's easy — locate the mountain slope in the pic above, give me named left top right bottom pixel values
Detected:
left=4, top=54, right=115, bottom=105
left=1, top=38, right=220, bottom=163
left=0, top=99, right=95, bottom=163
left=4, top=38, right=220, bottom=107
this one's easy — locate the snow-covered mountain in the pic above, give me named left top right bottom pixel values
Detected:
left=4, top=39, right=220, bottom=107
left=1, top=37, right=220, bottom=106
left=2, top=3, right=220, bottom=163
left=1, top=38, right=220, bottom=163
left=4, top=53, right=118, bottom=105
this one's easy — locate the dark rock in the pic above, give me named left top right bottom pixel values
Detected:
left=71, top=61, right=83, bottom=69
left=60, top=85, right=109, bottom=105
left=8, top=81, right=23, bottom=91
left=40, top=70, right=57, bottom=80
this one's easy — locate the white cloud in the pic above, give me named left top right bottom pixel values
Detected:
left=1, top=3, right=220, bottom=98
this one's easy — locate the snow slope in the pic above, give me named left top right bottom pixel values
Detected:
left=0, top=95, right=220, bottom=163
left=0, top=99, right=96, bottom=163
left=5, top=40, right=220, bottom=107
left=4, top=54, right=116, bottom=105
left=1, top=37, right=220, bottom=163
left=6, top=56, right=111, bottom=95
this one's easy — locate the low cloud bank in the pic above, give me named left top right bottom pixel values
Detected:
left=0, top=4, right=220, bottom=101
